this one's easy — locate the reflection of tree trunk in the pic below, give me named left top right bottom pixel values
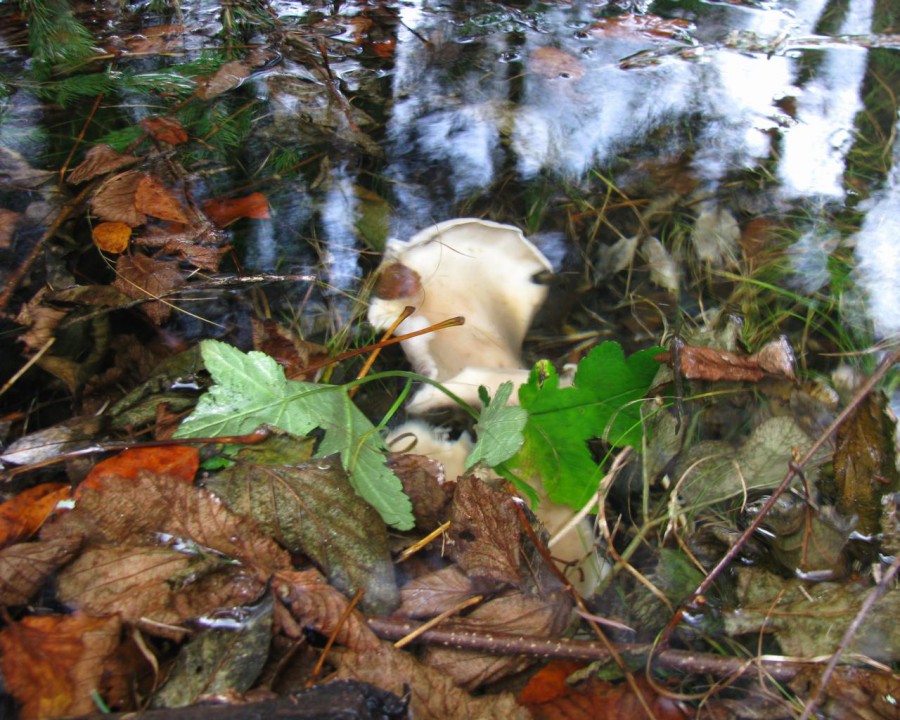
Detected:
left=813, top=0, right=850, bottom=36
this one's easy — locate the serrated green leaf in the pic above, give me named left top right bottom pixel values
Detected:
left=464, top=382, right=527, bottom=471
left=174, top=340, right=414, bottom=530
left=511, top=342, right=663, bottom=509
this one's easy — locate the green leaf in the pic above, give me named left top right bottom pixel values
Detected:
left=174, top=340, right=414, bottom=530
left=511, top=342, right=663, bottom=509
left=464, top=382, right=527, bottom=471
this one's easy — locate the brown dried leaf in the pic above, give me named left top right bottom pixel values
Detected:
left=207, top=458, right=399, bottom=614
left=0, top=612, right=128, bottom=719
left=273, top=568, right=380, bottom=652
left=251, top=318, right=328, bottom=381
left=387, top=453, right=455, bottom=531
left=529, top=47, right=585, bottom=80
left=422, top=590, right=573, bottom=690
left=659, top=339, right=795, bottom=383
left=449, top=476, right=522, bottom=587
left=397, top=566, right=476, bottom=619
left=135, top=224, right=230, bottom=271
left=202, top=192, right=271, bottom=227
left=194, top=60, right=253, bottom=101
left=0, top=536, right=81, bottom=606
left=335, top=640, right=531, bottom=720
left=57, top=544, right=265, bottom=636
left=789, top=665, right=900, bottom=720
left=48, top=472, right=290, bottom=576
left=92, top=220, right=132, bottom=253
left=833, top=392, right=899, bottom=535
left=91, top=170, right=147, bottom=226
left=120, top=25, right=185, bottom=55
left=113, top=253, right=184, bottom=324
left=140, top=116, right=189, bottom=145
left=68, top=145, right=141, bottom=185
left=134, top=174, right=192, bottom=224
left=0, top=208, right=21, bottom=248
left=13, top=287, right=68, bottom=351
left=0, top=482, right=71, bottom=548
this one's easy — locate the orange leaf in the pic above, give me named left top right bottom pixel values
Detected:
left=76, top=445, right=198, bottom=498
left=140, top=116, right=189, bottom=145
left=518, top=661, right=585, bottom=704
left=202, top=192, right=271, bottom=227
left=133, top=174, right=192, bottom=224
left=0, top=613, right=126, bottom=719
left=369, top=38, right=396, bottom=58
left=0, top=483, right=70, bottom=549
left=91, top=221, right=132, bottom=253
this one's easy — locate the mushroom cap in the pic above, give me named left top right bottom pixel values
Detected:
left=368, top=219, right=553, bottom=396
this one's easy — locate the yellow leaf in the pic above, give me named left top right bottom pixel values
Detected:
left=92, top=221, right=132, bottom=253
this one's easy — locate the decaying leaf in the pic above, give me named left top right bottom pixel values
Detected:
left=833, top=392, right=899, bottom=535
left=397, top=566, right=476, bottom=620
left=658, top=337, right=796, bottom=383
left=151, top=598, right=273, bottom=708
left=90, top=170, right=147, bottom=226
left=251, top=318, right=328, bottom=381
left=49, top=471, right=290, bottom=576
left=113, top=252, right=185, bottom=324
left=640, top=235, right=680, bottom=293
left=194, top=59, right=253, bottom=101
left=0, top=536, right=81, bottom=606
left=726, top=566, right=900, bottom=662
left=519, top=664, right=688, bottom=720
left=68, top=145, right=141, bottom=185
left=202, top=192, right=271, bottom=227
left=529, top=47, right=585, bottom=80
left=91, top=220, right=132, bottom=253
left=140, top=116, right=189, bottom=145
left=0, top=612, right=133, bottom=719
left=134, top=174, right=192, bottom=224
left=13, top=286, right=68, bottom=351
left=57, top=544, right=266, bottom=636
left=422, top=590, right=573, bottom=690
left=450, top=476, right=522, bottom=588
left=0, top=415, right=104, bottom=467
left=789, top=665, right=900, bottom=720
left=135, top=224, right=230, bottom=272
left=76, top=445, right=198, bottom=498
left=0, top=482, right=71, bottom=548
left=0, top=208, right=21, bottom=248
left=119, top=25, right=185, bottom=55
left=207, top=457, right=399, bottom=614
left=387, top=452, right=455, bottom=531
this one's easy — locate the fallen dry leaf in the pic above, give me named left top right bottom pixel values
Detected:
left=113, top=252, right=185, bottom=324
left=91, top=220, right=132, bottom=253
left=0, top=612, right=130, bottom=719
left=0, top=536, right=81, bottom=606
left=203, top=192, right=270, bottom=227
left=134, top=174, right=192, bottom=224
left=135, top=224, right=230, bottom=271
left=194, top=59, right=253, bottom=101
left=57, top=544, right=266, bottom=637
left=658, top=337, right=796, bottom=383
left=397, top=565, right=476, bottom=619
left=13, top=287, right=68, bottom=352
left=0, top=482, right=71, bottom=548
left=0, top=207, right=21, bottom=248
left=120, top=24, right=185, bottom=55
left=54, top=471, right=291, bottom=576
left=422, top=590, right=573, bottom=690
left=789, top=665, right=900, bottom=720
left=140, top=116, right=189, bottom=145
left=91, top=170, right=147, bottom=226
left=76, top=445, right=198, bottom=499
left=387, top=453, right=455, bottom=531
left=68, top=145, right=141, bottom=185
left=251, top=318, right=329, bottom=381
left=529, top=46, right=585, bottom=80
left=449, top=476, right=522, bottom=587
left=519, top=665, right=688, bottom=720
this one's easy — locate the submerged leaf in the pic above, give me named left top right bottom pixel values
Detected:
left=207, top=457, right=399, bottom=614
left=175, top=341, right=414, bottom=530
left=0, top=483, right=70, bottom=548
left=0, top=537, right=81, bottom=606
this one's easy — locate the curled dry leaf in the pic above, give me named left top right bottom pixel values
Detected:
left=202, top=192, right=271, bottom=227
left=134, top=174, right=193, bottom=224
left=68, top=144, right=141, bottom=185
left=90, top=170, right=147, bottom=226
left=57, top=545, right=266, bottom=638
left=658, top=337, right=796, bottom=383
left=0, top=482, right=71, bottom=548
left=113, top=253, right=185, bottom=324
left=0, top=536, right=81, bottom=606
left=91, top=220, right=132, bottom=253
left=449, top=476, right=522, bottom=588
left=0, top=612, right=132, bottom=719
left=140, top=116, right=189, bottom=145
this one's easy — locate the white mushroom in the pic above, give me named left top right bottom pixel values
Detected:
left=368, top=218, right=552, bottom=413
